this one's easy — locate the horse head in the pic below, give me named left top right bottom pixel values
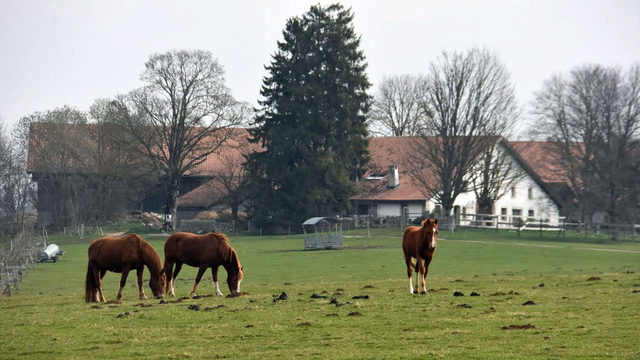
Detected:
left=421, top=218, right=439, bottom=250
left=227, top=265, right=244, bottom=295
left=149, top=270, right=166, bottom=299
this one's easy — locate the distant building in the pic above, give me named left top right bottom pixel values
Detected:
left=350, top=137, right=564, bottom=227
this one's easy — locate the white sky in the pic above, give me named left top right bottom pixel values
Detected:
left=1, top=0, right=639, bottom=136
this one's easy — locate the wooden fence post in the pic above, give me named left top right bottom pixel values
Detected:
left=12, top=269, right=18, bottom=291
left=539, top=219, right=543, bottom=239
left=3, top=272, right=10, bottom=296
left=495, top=215, right=499, bottom=233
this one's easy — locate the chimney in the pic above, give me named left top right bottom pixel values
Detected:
left=387, top=165, right=399, bottom=188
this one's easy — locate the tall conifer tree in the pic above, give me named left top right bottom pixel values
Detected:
left=246, top=4, right=371, bottom=230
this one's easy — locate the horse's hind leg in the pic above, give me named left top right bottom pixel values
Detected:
left=137, top=267, right=147, bottom=300
left=190, top=264, right=208, bottom=298
left=404, top=255, right=415, bottom=294
left=92, top=265, right=106, bottom=302
left=211, top=266, right=223, bottom=296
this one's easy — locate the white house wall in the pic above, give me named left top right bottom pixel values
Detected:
left=376, top=203, right=401, bottom=218
left=425, top=163, right=560, bottom=227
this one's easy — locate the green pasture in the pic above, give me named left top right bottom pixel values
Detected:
left=1, top=228, right=640, bottom=359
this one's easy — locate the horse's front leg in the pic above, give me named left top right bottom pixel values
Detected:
left=163, top=260, right=174, bottom=297
left=211, top=266, right=223, bottom=296
left=137, top=267, right=147, bottom=300
left=422, top=254, right=433, bottom=294
left=116, top=266, right=131, bottom=301
left=404, top=255, right=414, bottom=294
left=416, top=256, right=427, bottom=294
left=190, top=264, right=208, bottom=298
left=171, top=262, right=183, bottom=297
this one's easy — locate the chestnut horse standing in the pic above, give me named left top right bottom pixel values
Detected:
left=402, top=218, right=439, bottom=294
left=163, top=232, right=243, bottom=298
left=85, top=233, right=165, bottom=302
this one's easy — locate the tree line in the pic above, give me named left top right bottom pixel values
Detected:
left=1, top=3, right=638, bottom=237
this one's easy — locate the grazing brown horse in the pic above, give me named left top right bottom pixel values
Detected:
left=402, top=218, right=439, bottom=294
left=85, top=233, right=165, bottom=302
left=163, top=231, right=243, bottom=298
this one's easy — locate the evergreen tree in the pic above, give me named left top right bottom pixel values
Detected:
left=246, top=4, right=371, bottom=230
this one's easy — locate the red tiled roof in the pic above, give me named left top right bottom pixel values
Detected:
left=509, top=141, right=569, bottom=185
left=185, top=128, right=261, bottom=177
left=351, top=137, right=434, bottom=202
left=27, top=123, right=260, bottom=178
left=177, top=180, right=227, bottom=208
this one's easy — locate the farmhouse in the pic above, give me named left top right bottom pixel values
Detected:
left=27, top=122, right=252, bottom=228
left=350, top=137, right=563, bottom=227
left=27, top=121, right=568, bottom=230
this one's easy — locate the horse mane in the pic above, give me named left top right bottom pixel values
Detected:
left=208, top=232, right=239, bottom=267
left=129, top=233, right=162, bottom=274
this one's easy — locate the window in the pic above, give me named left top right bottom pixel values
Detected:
left=528, top=209, right=535, bottom=219
left=511, top=186, right=517, bottom=198
left=512, top=209, right=522, bottom=217
left=528, top=188, right=534, bottom=199
left=501, top=208, right=507, bottom=221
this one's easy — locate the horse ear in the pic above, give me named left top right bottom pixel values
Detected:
left=434, top=218, right=438, bottom=225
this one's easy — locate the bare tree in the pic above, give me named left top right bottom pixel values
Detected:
left=19, top=106, right=90, bottom=229
left=0, top=115, right=36, bottom=238
left=471, top=138, right=525, bottom=214
left=408, top=48, right=518, bottom=217
left=206, top=130, right=254, bottom=229
left=117, top=50, right=247, bottom=230
left=87, top=99, right=159, bottom=218
left=369, top=74, right=427, bottom=136
left=533, top=64, right=640, bottom=240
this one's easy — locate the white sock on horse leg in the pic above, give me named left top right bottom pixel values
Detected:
left=214, top=281, right=223, bottom=296
left=409, top=277, right=414, bottom=294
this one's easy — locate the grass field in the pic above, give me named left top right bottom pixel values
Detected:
left=1, top=228, right=640, bottom=359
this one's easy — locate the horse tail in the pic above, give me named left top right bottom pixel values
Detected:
left=85, top=262, right=97, bottom=302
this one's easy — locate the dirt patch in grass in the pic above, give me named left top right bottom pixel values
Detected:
left=586, top=277, right=601, bottom=281
left=502, top=324, right=536, bottom=330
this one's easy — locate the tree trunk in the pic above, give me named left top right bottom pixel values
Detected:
left=231, top=204, right=239, bottom=231
left=164, top=178, right=180, bottom=232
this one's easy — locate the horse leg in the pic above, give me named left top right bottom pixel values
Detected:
left=190, top=264, right=208, bottom=298
left=116, top=266, right=131, bottom=301
left=211, top=266, right=223, bottom=296
left=415, top=257, right=424, bottom=294
left=137, top=267, right=148, bottom=300
left=97, top=268, right=107, bottom=302
left=404, top=254, right=414, bottom=294
left=93, top=266, right=106, bottom=302
left=163, top=260, right=174, bottom=296
left=171, top=262, right=183, bottom=297
left=422, top=255, right=433, bottom=294
left=418, top=257, right=427, bottom=294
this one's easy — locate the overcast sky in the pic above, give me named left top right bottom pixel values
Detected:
left=1, top=0, right=639, bottom=136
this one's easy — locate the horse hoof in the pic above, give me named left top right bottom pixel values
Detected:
left=140, top=295, right=148, bottom=300
left=420, top=291, right=427, bottom=295
left=413, top=290, right=418, bottom=294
